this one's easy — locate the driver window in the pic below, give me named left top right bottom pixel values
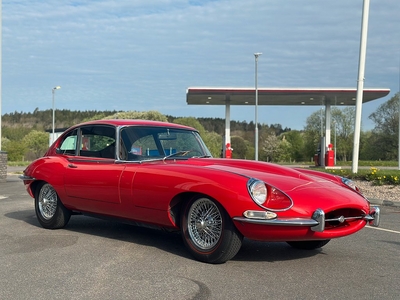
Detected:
left=79, top=125, right=116, bottom=159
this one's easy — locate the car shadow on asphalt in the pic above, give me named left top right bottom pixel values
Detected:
left=5, top=209, right=324, bottom=263
left=233, top=239, right=326, bottom=262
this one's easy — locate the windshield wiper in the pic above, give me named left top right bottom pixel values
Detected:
left=136, top=151, right=209, bottom=164
left=163, top=151, right=191, bottom=161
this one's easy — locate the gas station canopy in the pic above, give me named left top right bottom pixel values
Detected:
left=186, top=87, right=391, bottom=163
left=186, top=87, right=390, bottom=106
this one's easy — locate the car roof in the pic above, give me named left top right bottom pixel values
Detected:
left=74, top=119, right=198, bottom=131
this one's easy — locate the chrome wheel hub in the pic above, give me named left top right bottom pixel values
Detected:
left=188, top=198, right=222, bottom=250
left=38, top=184, right=58, bottom=220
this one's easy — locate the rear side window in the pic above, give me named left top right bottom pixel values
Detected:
left=59, top=130, right=78, bottom=155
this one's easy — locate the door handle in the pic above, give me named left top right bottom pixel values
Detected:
left=68, top=164, right=77, bottom=168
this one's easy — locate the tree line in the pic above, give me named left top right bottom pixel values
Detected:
left=1, top=92, right=399, bottom=162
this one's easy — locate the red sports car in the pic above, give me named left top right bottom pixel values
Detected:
left=20, top=119, right=380, bottom=263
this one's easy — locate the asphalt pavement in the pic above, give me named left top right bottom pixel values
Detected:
left=1, top=170, right=400, bottom=299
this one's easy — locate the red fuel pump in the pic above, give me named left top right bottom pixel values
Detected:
left=225, top=143, right=233, bottom=159
left=325, top=143, right=335, bottom=166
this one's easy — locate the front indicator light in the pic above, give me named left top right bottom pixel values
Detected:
left=243, top=210, right=277, bottom=220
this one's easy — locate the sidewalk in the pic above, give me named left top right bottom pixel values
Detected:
left=7, top=166, right=26, bottom=174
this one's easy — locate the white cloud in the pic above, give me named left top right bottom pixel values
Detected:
left=1, top=0, right=399, bottom=130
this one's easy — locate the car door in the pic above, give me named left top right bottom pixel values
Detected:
left=63, top=124, right=126, bottom=205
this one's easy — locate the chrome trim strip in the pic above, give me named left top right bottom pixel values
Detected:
left=233, top=216, right=319, bottom=227
left=325, top=216, right=363, bottom=222
left=19, top=175, right=35, bottom=181
left=363, top=215, right=374, bottom=221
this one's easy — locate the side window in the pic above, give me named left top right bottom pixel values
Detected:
left=79, top=125, right=116, bottom=159
left=59, top=129, right=78, bottom=155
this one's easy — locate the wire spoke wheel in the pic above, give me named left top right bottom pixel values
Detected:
left=187, top=198, right=223, bottom=250
left=181, top=196, right=243, bottom=263
left=35, top=182, right=71, bottom=229
left=38, top=183, right=58, bottom=220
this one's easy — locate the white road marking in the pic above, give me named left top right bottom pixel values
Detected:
left=366, top=226, right=400, bottom=234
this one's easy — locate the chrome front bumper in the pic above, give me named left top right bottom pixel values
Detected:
left=233, top=206, right=380, bottom=233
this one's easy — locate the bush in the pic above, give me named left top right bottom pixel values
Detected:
left=321, top=166, right=400, bottom=185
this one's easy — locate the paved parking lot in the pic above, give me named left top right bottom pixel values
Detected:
left=1, top=174, right=400, bottom=299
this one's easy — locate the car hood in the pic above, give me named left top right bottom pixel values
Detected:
left=185, top=158, right=367, bottom=210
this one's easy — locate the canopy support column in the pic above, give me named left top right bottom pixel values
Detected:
left=325, top=102, right=331, bottom=148
left=223, top=99, right=231, bottom=158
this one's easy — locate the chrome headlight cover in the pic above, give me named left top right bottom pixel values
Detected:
left=247, top=178, right=267, bottom=206
left=341, top=177, right=360, bottom=192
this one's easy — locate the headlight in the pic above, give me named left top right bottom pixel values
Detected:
left=247, top=179, right=267, bottom=206
left=342, top=177, right=360, bottom=192
left=247, top=178, right=293, bottom=210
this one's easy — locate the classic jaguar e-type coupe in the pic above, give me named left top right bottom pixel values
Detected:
left=21, top=119, right=380, bottom=263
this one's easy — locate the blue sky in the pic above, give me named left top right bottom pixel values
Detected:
left=1, top=0, right=399, bottom=130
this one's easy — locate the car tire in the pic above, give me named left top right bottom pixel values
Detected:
left=286, top=239, right=331, bottom=250
left=181, top=196, right=243, bottom=264
left=35, top=182, right=71, bottom=229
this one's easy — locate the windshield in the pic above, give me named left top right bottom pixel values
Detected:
left=119, top=126, right=212, bottom=161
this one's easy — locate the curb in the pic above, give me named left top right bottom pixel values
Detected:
left=369, top=198, right=400, bottom=208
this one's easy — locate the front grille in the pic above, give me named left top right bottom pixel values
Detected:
left=324, top=208, right=365, bottom=229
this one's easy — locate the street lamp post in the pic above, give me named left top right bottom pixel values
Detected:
left=52, top=86, right=61, bottom=144
left=254, top=52, right=262, bottom=161
left=333, top=121, right=337, bottom=165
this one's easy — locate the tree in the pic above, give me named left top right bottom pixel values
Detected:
left=174, top=117, right=222, bottom=158
left=262, top=134, right=281, bottom=162
left=231, top=136, right=247, bottom=159
left=3, top=140, right=27, bottom=161
left=282, top=130, right=305, bottom=162
left=22, top=130, right=49, bottom=159
left=277, top=135, right=292, bottom=162
left=303, top=109, right=324, bottom=160
left=368, top=92, right=400, bottom=160
left=303, top=107, right=356, bottom=162
left=203, top=131, right=223, bottom=158
left=173, top=117, right=206, bottom=136
left=103, top=110, right=168, bottom=122
left=332, top=107, right=355, bottom=161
